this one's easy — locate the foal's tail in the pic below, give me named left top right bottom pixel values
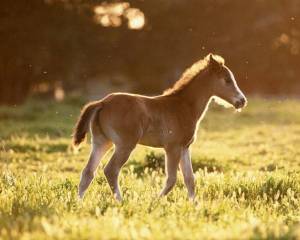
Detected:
left=73, top=101, right=103, bottom=146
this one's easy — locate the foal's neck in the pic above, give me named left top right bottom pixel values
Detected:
left=176, top=70, right=213, bottom=120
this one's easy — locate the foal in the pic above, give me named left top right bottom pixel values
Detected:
left=73, top=53, right=247, bottom=201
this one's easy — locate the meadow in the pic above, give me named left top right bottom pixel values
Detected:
left=0, top=97, right=300, bottom=239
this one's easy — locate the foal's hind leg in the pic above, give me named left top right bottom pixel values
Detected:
left=159, top=146, right=181, bottom=197
left=104, top=145, right=135, bottom=201
left=78, top=136, right=112, bottom=199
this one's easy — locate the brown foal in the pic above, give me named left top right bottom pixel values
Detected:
left=73, top=53, right=247, bottom=201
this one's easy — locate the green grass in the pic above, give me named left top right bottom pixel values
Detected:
left=1, top=97, right=300, bottom=239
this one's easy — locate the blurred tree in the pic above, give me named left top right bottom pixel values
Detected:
left=0, top=0, right=299, bottom=105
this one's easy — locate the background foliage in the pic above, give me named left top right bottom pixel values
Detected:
left=1, top=0, right=300, bottom=104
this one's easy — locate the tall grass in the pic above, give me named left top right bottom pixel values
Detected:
left=0, top=97, right=300, bottom=239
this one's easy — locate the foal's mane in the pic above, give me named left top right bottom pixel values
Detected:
left=163, top=54, right=224, bottom=95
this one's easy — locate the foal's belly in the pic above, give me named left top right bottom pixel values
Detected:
left=138, top=137, right=163, bottom=148
left=139, top=131, right=164, bottom=148
left=139, top=121, right=196, bottom=148
left=139, top=124, right=165, bottom=148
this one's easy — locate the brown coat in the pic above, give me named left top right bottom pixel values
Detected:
left=74, top=53, right=247, bottom=201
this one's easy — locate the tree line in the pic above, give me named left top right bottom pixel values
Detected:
left=1, top=0, right=299, bottom=104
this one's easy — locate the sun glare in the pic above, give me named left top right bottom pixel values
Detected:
left=93, top=2, right=145, bottom=30
left=125, top=8, right=145, bottom=30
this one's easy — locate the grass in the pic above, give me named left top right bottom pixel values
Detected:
left=1, top=97, right=300, bottom=239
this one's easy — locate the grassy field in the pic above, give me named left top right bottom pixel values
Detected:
left=1, top=97, right=300, bottom=239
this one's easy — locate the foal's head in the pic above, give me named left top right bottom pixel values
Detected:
left=207, top=54, right=247, bottom=109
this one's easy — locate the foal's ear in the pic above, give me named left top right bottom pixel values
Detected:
left=207, top=53, right=223, bottom=72
left=208, top=53, right=215, bottom=62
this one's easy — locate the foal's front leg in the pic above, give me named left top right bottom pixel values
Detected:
left=159, top=146, right=181, bottom=197
left=180, top=148, right=195, bottom=200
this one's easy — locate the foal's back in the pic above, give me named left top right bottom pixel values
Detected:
left=95, top=93, right=193, bottom=148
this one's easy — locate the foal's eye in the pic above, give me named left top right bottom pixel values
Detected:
left=224, top=78, right=231, bottom=85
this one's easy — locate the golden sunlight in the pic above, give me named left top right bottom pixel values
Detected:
left=93, top=2, right=145, bottom=30
left=125, top=8, right=145, bottom=30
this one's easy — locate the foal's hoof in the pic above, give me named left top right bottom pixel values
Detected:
left=158, top=192, right=165, bottom=199
left=188, top=194, right=196, bottom=202
left=114, top=193, right=122, bottom=202
left=189, top=197, right=196, bottom=204
left=78, top=191, right=85, bottom=200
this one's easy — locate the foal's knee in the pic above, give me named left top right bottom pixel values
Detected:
left=103, top=164, right=118, bottom=182
left=79, top=168, right=95, bottom=188
left=82, top=167, right=95, bottom=179
left=160, top=176, right=177, bottom=196
left=184, top=175, right=195, bottom=186
left=166, top=176, right=177, bottom=188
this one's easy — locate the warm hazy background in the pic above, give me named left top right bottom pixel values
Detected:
left=1, top=0, right=299, bottom=104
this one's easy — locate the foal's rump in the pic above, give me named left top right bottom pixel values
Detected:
left=97, top=93, right=150, bottom=145
left=73, top=93, right=151, bottom=147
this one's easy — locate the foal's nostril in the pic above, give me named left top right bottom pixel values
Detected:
left=234, top=98, right=247, bottom=109
left=240, top=98, right=246, bottom=106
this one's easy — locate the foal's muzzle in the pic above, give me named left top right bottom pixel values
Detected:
left=234, top=97, right=247, bottom=109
